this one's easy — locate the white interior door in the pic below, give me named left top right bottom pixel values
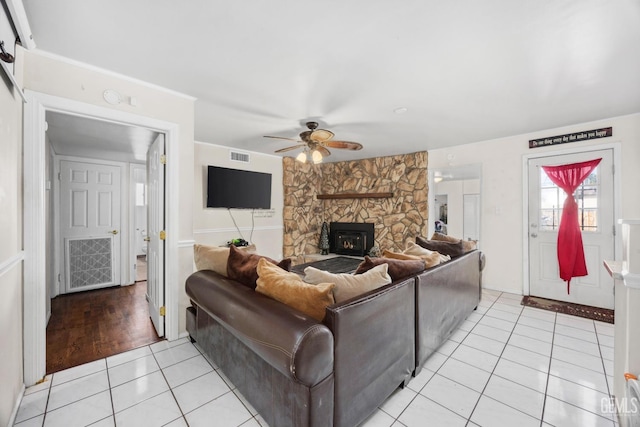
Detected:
left=147, top=135, right=165, bottom=337
left=463, top=194, right=480, bottom=242
left=59, top=160, right=121, bottom=293
left=528, top=149, right=615, bottom=309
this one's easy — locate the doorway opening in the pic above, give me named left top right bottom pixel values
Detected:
left=23, top=90, right=180, bottom=385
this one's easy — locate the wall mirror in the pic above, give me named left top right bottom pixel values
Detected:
left=428, top=164, right=482, bottom=245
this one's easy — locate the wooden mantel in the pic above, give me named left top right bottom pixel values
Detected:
left=316, top=192, right=393, bottom=200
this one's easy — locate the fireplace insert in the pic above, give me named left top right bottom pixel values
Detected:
left=329, top=222, right=375, bottom=256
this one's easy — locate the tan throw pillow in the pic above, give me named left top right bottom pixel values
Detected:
left=403, top=241, right=449, bottom=267
left=355, top=256, right=426, bottom=281
left=431, top=232, right=477, bottom=252
left=382, top=249, right=422, bottom=261
left=193, top=243, right=256, bottom=276
left=227, top=245, right=291, bottom=289
left=303, top=263, right=392, bottom=303
left=256, top=258, right=335, bottom=321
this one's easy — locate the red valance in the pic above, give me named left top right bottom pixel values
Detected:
left=541, top=158, right=601, bottom=293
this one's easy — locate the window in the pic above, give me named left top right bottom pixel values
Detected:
left=539, top=167, right=599, bottom=232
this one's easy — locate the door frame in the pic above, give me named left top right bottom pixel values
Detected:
left=23, top=90, right=180, bottom=385
left=521, top=142, right=622, bottom=296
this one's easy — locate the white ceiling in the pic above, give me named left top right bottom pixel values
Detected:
left=23, top=0, right=640, bottom=163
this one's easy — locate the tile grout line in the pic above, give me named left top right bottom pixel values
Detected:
left=465, top=292, right=546, bottom=425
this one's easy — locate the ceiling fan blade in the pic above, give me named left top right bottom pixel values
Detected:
left=264, top=135, right=301, bottom=143
left=317, top=146, right=331, bottom=157
left=275, top=145, right=305, bottom=153
left=325, top=140, right=363, bottom=150
left=310, top=129, right=334, bottom=143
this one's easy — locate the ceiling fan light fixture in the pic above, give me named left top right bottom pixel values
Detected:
left=311, top=149, right=323, bottom=164
left=296, top=151, right=307, bottom=163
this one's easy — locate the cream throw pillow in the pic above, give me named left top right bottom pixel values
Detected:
left=193, top=243, right=256, bottom=276
left=303, top=263, right=392, bottom=303
left=382, top=249, right=422, bottom=261
left=431, top=232, right=477, bottom=252
left=403, top=241, right=450, bottom=267
left=256, top=258, right=335, bottom=321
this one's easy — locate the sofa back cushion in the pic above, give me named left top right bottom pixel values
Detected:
left=303, top=263, right=392, bottom=303
left=256, top=258, right=335, bottom=321
left=193, top=243, right=257, bottom=276
left=355, top=256, right=426, bottom=281
left=227, top=245, right=291, bottom=289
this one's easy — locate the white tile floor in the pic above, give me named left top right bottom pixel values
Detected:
left=15, top=290, right=618, bottom=427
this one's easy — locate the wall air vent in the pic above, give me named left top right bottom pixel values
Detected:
left=230, top=151, right=250, bottom=163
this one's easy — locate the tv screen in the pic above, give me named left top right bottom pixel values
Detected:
left=207, top=166, right=272, bottom=209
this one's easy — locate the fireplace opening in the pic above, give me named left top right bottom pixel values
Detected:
left=329, top=222, right=374, bottom=256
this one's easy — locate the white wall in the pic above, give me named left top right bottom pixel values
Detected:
left=21, top=50, right=196, bottom=336
left=429, top=113, right=640, bottom=294
left=0, top=49, right=25, bottom=426
left=193, top=142, right=284, bottom=260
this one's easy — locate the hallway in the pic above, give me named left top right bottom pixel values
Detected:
left=46, top=279, right=161, bottom=375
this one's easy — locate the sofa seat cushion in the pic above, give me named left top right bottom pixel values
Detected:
left=256, top=258, right=335, bottom=321
left=303, top=263, right=392, bottom=303
left=227, top=244, right=292, bottom=289
left=193, top=243, right=256, bottom=276
left=355, top=256, right=426, bottom=281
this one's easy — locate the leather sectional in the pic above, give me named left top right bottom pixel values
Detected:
left=185, top=250, right=484, bottom=427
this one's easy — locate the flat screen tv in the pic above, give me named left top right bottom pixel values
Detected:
left=207, top=166, right=272, bottom=209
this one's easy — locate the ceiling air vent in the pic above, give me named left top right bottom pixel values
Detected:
left=230, top=150, right=250, bottom=163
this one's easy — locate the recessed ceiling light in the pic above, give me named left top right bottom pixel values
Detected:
left=393, top=107, right=408, bottom=114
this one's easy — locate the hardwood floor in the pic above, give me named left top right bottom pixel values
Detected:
left=46, top=281, right=162, bottom=374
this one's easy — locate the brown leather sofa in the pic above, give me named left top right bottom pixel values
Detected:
left=185, top=250, right=483, bottom=427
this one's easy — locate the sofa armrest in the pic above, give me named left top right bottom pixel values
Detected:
left=186, top=270, right=333, bottom=387
left=324, top=277, right=415, bottom=427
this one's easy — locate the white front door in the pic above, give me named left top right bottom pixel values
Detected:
left=528, top=149, right=615, bottom=309
left=59, top=160, right=121, bottom=293
left=147, top=135, right=165, bottom=337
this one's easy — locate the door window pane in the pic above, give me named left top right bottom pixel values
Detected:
left=539, top=167, right=599, bottom=232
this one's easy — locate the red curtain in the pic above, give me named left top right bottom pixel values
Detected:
left=541, top=158, right=601, bottom=293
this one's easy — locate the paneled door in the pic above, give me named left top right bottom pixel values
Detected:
left=147, top=134, right=165, bottom=337
left=528, top=149, right=615, bottom=309
left=59, top=160, right=121, bottom=293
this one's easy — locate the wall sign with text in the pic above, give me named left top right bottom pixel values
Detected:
left=529, top=127, right=612, bottom=149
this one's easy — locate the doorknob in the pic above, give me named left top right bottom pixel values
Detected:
left=531, top=233, right=538, bottom=238
left=109, top=230, right=118, bottom=235
left=144, top=237, right=150, bottom=242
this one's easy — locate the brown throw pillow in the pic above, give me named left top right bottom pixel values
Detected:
left=256, top=258, right=335, bottom=321
left=355, top=256, right=426, bottom=281
left=381, top=249, right=422, bottom=261
left=431, top=232, right=477, bottom=252
left=193, top=243, right=257, bottom=276
left=416, top=236, right=466, bottom=258
left=227, top=245, right=292, bottom=289
left=303, top=263, right=391, bottom=303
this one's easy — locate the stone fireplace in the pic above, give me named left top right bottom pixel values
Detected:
left=330, top=222, right=374, bottom=257
left=283, top=151, right=428, bottom=263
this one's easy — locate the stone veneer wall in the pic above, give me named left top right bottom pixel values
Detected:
left=283, top=151, right=428, bottom=263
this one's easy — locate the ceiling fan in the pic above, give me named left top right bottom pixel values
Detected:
left=264, top=121, right=363, bottom=163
